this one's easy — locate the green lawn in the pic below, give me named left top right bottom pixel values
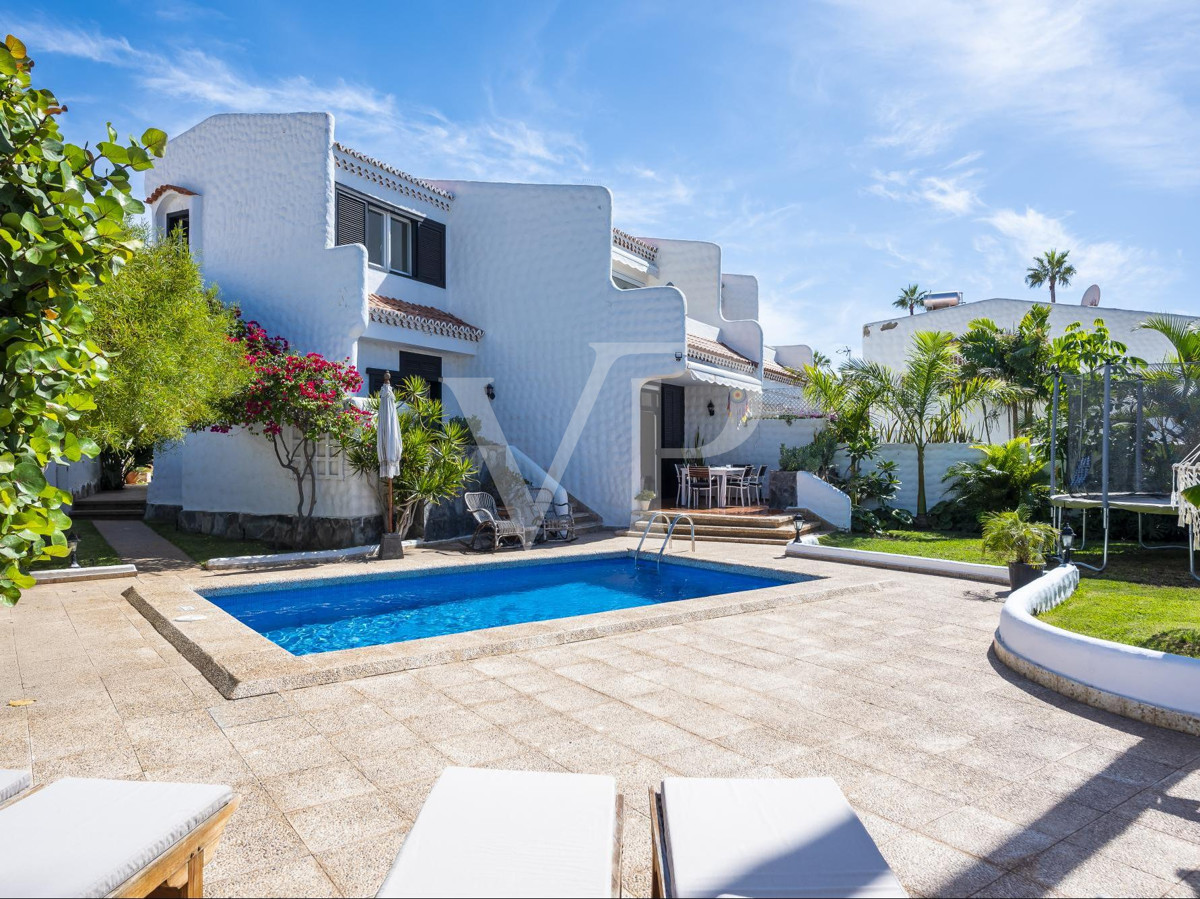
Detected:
left=146, top=522, right=274, bottom=564
left=30, top=519, right=123, bottom=570
left=820, top=529, right=1200, bottom=657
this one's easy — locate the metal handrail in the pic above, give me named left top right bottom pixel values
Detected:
left=634, top=512, right=675, bottom=567
left=633, top=512, right=697, bottom=568
left=656, top=515, right=695, bottom=570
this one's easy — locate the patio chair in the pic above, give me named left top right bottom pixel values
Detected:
left=649, top=776, right=906, bottom=898
left=465, top=492, right=526, bottom=551
left=686, top=467, right=717, bottom=509
left=675, top=464, right=689, bottom=508
left=749, top=464, right=769, bottom=506
left=376, top=767, right=623, bottom=898
left=531, top=488, right=576, bottom=543
left=0, top=770, right=30, bottom=807
left=1067, top=455, right=1092, bottom=494
left=725, top=465, right=754, bottom=507
left=0, top=777, right=239, bottom=898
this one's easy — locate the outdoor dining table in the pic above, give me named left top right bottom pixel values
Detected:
left=703, top=465, right=745, bottom=509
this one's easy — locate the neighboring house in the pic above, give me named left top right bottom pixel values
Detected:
left=862, top=297, right=1200, bottom=442
left=144, top=112, right=814, bottom=543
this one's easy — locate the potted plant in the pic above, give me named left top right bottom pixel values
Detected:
left=981, top=508, right=1058, bottom=590
left=634, top=489, right=655, bottom=512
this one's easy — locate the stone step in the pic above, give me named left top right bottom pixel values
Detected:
left=616, top=529, right=810, bottom=546
left=69, top=506, right=146, bottom=521
left=630, top=519, right=819, bottom=538
left=636, top=511, right=796, bottom=529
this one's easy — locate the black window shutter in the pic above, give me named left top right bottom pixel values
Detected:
left=365, top=367, right=405, bottom=395
left=397, top=351, right=442, bottom=402
left=414, top=219, right=446, bottom=288
left=336, top=192, right=366, bottom=246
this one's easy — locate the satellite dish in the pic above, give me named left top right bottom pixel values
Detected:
left=1081, top=284, right=1100, bottom=307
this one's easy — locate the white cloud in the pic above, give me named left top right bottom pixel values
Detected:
left=980, top=206, right=1177, bottom=304
left=838, top=0, right=1200, bottom=186
left=866, top=167, right=981, bottom=216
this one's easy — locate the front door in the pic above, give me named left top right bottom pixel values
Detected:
left=660, top=383, right=685, bottom=505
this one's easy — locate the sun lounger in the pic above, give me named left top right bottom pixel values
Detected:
left=0, top=777, right=238, bottom=898
left=0, top=770, right=30, bottom=807
left=649, top=777, right=906, bottom=898
left=377, top=767, right=623, bottom=898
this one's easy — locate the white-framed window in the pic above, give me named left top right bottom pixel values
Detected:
left=336, top=189, right=413, bottom=275
left=289, top=428, right=345, bottom=479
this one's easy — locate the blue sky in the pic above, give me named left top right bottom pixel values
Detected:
left=17, top=0, right=1200, bottom=357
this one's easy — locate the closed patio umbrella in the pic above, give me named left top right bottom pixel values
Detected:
left=377, top=372, right=403, bottom=536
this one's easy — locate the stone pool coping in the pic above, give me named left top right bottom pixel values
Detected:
left=125, top=549, right=888, bottom=699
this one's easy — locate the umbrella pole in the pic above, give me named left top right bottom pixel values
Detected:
left=387, top=476, right=394, bottom=533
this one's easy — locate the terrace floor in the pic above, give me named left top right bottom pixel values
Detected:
left=4, top=536, right=1200, bottom=897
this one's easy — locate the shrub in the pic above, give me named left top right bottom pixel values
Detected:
left=943, top=437, right=1049, bottom=529
left=779, top=429, right=837, bottom=476
left=980, top=508, right=1058, bottom=566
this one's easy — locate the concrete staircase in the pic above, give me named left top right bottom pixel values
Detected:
left=618, top=510, right=823, bottom=546
left=69, top=487, right=148, bottom=521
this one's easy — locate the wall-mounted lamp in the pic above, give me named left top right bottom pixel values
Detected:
left=485, top=383, right=495, bottom=401
left=707, top=400, right=716, bottom=417
left=674, top=351, right=683, bottom=362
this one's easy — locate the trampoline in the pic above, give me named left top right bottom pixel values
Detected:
left=1049, top=363, right=1200, bottom=579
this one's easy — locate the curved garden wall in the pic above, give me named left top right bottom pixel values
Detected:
left=994, top=564, right=1200, bottom=735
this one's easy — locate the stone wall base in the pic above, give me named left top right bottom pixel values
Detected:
left=993, top=633, right=1200, bottom=738
left=148, top=504, right=384, bottom=551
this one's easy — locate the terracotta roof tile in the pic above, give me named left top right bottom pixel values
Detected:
left=612, top=228, right=658, bottom=263
left=686, top=334, right=756, bottom=374
left=763, top=359, right=802, bottom=383
left=144, top=184, right=198, bottom=204
left=368, top=294, right=483, bottom=342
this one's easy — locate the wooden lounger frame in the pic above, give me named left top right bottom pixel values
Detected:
left=648, top=786, right=672, bottom=898
left=111, top=794, right=239, bottom=898
left=4, top=783, right=238, bottom=899
left=610, top=794, right=625, bottom=898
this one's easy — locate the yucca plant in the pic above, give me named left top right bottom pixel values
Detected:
left=345, top=375, right=477, bottom=539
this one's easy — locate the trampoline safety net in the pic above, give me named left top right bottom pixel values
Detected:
left=1061, top=363, right=1200, bottom=498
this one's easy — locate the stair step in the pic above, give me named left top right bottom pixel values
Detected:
left=637, top=512, right=795, bottom=529
left=70, top=507, right=146, bottom=521
left=616, top=530, right=802, bottom=546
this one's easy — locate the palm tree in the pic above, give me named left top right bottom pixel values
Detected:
left=848, top=331, right=1005, bottom=522
left=893, top=283, right=928, bottom=316
left=1137, top=314, right=1200, bottom=365
left=1025, top=249, right=1076, bottom=304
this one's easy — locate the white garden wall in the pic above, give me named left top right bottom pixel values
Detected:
left=834, top=442, right=982, bottom=514
left=46, top=458, right=101, bottom=500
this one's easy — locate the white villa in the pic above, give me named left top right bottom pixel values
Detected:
left=144, top=112, right=814, bottom=544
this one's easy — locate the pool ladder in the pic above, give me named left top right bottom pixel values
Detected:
left=634, top=512, right=696, bottom=569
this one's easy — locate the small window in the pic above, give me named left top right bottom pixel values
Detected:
left=389, top=217, right=411, bottom=275
left=166, top=210, right=190, bottom=246
left=366, top=208, right=386, bottom=267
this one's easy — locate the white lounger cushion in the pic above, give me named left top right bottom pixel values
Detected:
left=0, top=777, right=234, bottom=899
left=377, top=767, right=617, bottom=898
left=662, top=776, right=906, bottom=898
left=0, top=770, right=30, bottom=805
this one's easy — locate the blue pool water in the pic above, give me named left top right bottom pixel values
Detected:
left=205, top=557, right=796, bottom=655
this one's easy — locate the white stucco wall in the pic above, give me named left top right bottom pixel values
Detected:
left=432, top=179, right=686, bottom=524
left=864, top=298, right=1196, bottom=370
left=46, top=458, right=101, bottom=499
left=833, top=442, right=982, bottom=513
left=145, top=113, right=368, bottom=364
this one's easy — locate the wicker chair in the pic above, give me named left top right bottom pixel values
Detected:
left=531, top=487, right=576, bottom=543
left=465, top=492, right=526, bottom=551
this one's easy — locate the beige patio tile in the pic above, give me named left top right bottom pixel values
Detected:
left=432, top=727, right=527, bottom=765
left=846, top=772, right=962, bottom=829
left=402, top=705, right=491, bottom=742
left=316, top=827, right=409, bottom=898
left=920, top=806, right=1059, bottom=869
left=207, top=855, right=337, bottom=899
left=1015, top=840, right=1177, bottom=897
left=202, top=811, right=309, bottom=882
left=260, top=761, right=377, bottom=812
left=880, top=831, right=1006, bottom=897
left=285, top=789, right=404, bottom=854
left=207, top=692, right=292, bottom=729
left=1065, top=812, right=1200, bottom=883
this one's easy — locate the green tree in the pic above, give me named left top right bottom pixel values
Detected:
left=1025, top=248, right=1076, bottom=304
left=892, top=283, right=928, bottom=316
left=1137, top=314, right=1200, bottom=367
left=345, top=375, right=477, bottom=539
left=959, top=304, right=1051, bottom=437
left=82, top=228, right=251, bottom=477
left=0, top=34, right=164, bottom=603
left=1049, top=319, right=1144, bottom=377
left=849, top=331, right=1005, bottom=522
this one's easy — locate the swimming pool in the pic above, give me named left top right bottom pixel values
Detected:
left=204, top=557, right=797, bottom=655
